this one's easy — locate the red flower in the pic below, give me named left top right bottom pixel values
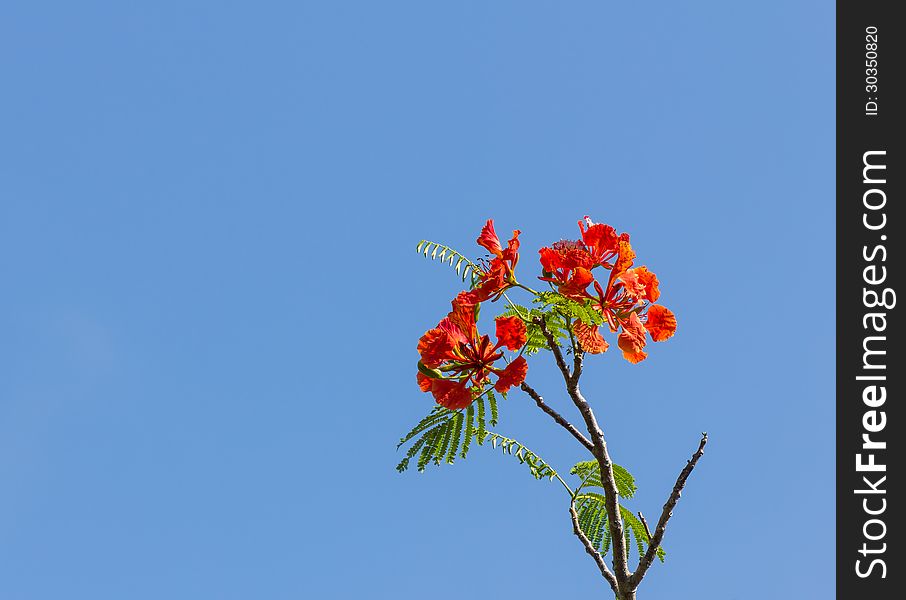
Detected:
left=618, top=266, right=660, bottom=302
left=416, top=293, right=528, bottom=408
left=537, top=217, right=677, bottom=364
left=494, top=356, right=528, bottom=393
left=495, top=315, right=527, bottom=350
left=578, top=218, right=620, bottom=265
left=471, top=219, right=521, bottom=302
left=538, top=240, right=597, bottom=301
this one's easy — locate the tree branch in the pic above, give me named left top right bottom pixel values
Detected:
left=533, top=316, right=572, bottom=382
left=535, top=318, right=633, bottom=598
left=520, top=382, right=594, bottom=453
left=567, top=384, right=632, bottom=587
left=536, top=315, right=632, bottom=590
left=630, top=433, right=708, bottom=587
left=570, top=505, right=620, bottom=595
left=637, top=512, right=652, bottom=540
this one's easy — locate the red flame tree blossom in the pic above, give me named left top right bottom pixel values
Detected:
left=401, top=217, right=705, bottom=600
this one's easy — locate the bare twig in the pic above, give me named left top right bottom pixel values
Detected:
left=637, top=512, right=653, bottom=541
left=630, top=433, right=709, bottom=586
left=570, top=505, right=620, bottom=595
left=520, top=382, right=594, bottom=453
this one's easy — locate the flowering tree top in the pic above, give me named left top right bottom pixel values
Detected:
left=399, top=216, right=701, bottom=600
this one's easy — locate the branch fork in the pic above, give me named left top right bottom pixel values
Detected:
left=520, top=316, right=708, bottom=599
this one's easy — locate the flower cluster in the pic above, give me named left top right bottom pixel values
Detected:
left=416, top=216, right=678, bottom=410
left=538, top=216, right=677, bottom=363
left=416, top=221, right=528, bottom=409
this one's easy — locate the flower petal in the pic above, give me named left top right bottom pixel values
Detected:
left=476, top=219, right=503, bottom=257
left=619, top=266, right=660, bottom=302
left=578, top=218, right=619, bottom=261
left=502, top=229, right=521, bottom=265
left=494, top=356, right=528, bottom=393
left=494, top=315, right=527, bottom=350
left=613, top=236, right=636, bottom=276
left=617, top=312, right=648, bottom=363
left=559, top=267, right=595, bottom=298
left=430, top=379, right=474, bottom=410
left=573, top=320, right=609, bottom=354
left=416, top=372, right=433, bottom=392
left=635, top=266, right=660, bottom=302
left=417, top=325, right=457, bottom=368
left=446, top=292, right=478, bottom=338
left=645, top=304, right=677, bottom=342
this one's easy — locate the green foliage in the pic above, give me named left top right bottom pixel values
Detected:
left=570, top=461, right=666, bottom=562
left=397, top=394, right=558, bottom=482
left=396, top=393, right=496, bottom=472
left=415, top=240, right=480, bottom=284
left=534, top=291, right=604, bottom=326
left=498, top=304, right=567, bottom=354
left=571, top=461, right=637, bottom=498
left=482, top=431, right=559, bottom=480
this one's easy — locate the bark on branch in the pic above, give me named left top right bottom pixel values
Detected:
left=630, top=433, right=709, bottom=586
left=533, top=316, right=572, bottom=383
left=520, top=382, right=594, bottom=453
left=535, top=317, right=632, bottom=591
left=570, top=505, right=620, bottom=595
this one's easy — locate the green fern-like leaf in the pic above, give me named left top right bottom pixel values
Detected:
left=396, top=400, right=561, bottom=486
left=415, top=240, right=481, bottom=284
left=571, top=461, right=637, bottom=498
left=479, top=431, right=559, bottom=481
left=487, top=389, right=499, bottom=426
left=461, top=404, right=474, bottom=458
left=397, top=391, right=501, bottom=472
left=476, top=397, right=486, bottom=444
left=533, top=292, right=604, bottom=327
left=571, top=461, right=665, bottom=562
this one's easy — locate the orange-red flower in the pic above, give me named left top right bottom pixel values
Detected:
left=538, top=240, right=597, bottom=301
left=495, top=315, right=527, bottom=350
left=416, top=293, right=528, bottom=408
left=470, top=219, right=521, bottom=302
left=494, top=356, right=528, bottom=393
left=618, top=266, right=660, bottom=302
left=537, top=216, right=677, bottom=363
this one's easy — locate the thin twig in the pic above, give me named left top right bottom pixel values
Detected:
left=520, top=382, right=594, bottom=453
left=630, top=433, right=709, bottom=586
left=638, top=512, right=653, bottom=541
left=570, top=505, right=620, bottom=595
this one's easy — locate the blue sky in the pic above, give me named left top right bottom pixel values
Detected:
left=1, top=2, right=833, bottom=598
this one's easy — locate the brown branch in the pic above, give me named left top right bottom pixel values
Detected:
left=630, top=433, right=709, bottom=587
left=536, top=315, right=632, bottom=590
left=519, top=382, right=594, bottom=453
left=567, top=385, right=632, bottom=587
left=638, top=512, right=653, bottom=541
left=570, top=505, right=620, bottom=595
left=533, top=316, right=572, bottom=382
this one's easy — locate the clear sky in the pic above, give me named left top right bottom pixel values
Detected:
left=1, top=2, right=834, bottom=599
